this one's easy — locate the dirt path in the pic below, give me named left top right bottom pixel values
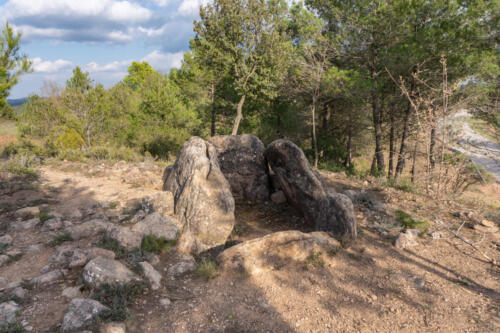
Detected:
left=448, top=110, right=500, bottom=182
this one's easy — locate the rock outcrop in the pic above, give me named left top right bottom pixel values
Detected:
left=265, top=139, right=356, bottom=241
left=218, top=230, right=341, bottom=275
left=61, top=298, right=108, bottom=332
left=209, top=134, right=270, bottom=202
left=163, top=137, right=235, bottom=254
left=82, top=257, right=138, bottom=287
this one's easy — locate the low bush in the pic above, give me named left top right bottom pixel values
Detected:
left=305, top=252, right=325, bottom=268
left=141, top=234, right=175, bottom=254
left=196, top=259, right=217, bottom=279
left=49, top=232, right=73, bottom=247
left=395, top=210, right=429, bottom=232
left=92, top=281, right=148, bottom=322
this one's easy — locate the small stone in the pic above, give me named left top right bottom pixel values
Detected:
left=139, top=262, right=162, bottom=290
left=413, top=277, right=425, bottom=289
left=395, top=232, right=418, bottom=249
left=61, top=298, right=109, bottom=332
left=0, top=235, right=13, bottom=247
left=0, top=301, right=20, bottom=324
left=167, top=254, right=196, bottom=277
left=10, top=218, right=40, bottom=231
left=270, top=191, right=287, bottom=204
left=40, top=265, right=52, bottom=274
left=11, top=287, right=27, bottom=299
left=83, top=257, right=138, bottom=287
left=62, top=286, right=83, bottom=299
left=473, top=224, right=499, bottom=233
left=405, top=229, right=421, bottom=238
left=66, top=219, right=110, bottom=240
left=41, top=217, right=63, bottom=231
left=30, top=269, right=63, bottom=286
left=26, top=244, right=43, bottom=252
left=159, top=298, right=171, bottom=308
left=100, top=322, right=126, bottom=333
left=145, top=253, right=160, bottom=265
left=15, top=206, right=40, bottom=219
left=0, top=255, right=8, bottom=267
left=84, top=247, right=116, bottom=261
left=430, top=231, right=443, bottom=239
left=481, top=220, right=495, bottom=228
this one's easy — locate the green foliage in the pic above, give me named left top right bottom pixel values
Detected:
left=92, top=281, right=148, bottom=322
left=49, top=232, right=73, bottom=247
left=196, top=259, right=217, bottom=279
left=141, top=234, right=175, bottom=254
left=124, top=62, right=156, bottom=90
left=395, top=210, right=429, bottom=232
left=385, top=178, right=415, bottom=193
left=38, top=212, right=54, bottom=223
left=54, top=128, right=85, bottom=150
left=1, top=153, right=40, bottom=179
left=305, top=252, right=325, bottom=268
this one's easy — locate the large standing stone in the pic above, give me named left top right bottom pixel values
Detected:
left=163, top=137, right=235, bottom=254
left=61, top=298, right=109, bottom=332
left=209, top=134, right=270, bottom=202
left=82, top=257, right=138, bottom=287
left=218, top=230, right=341, bottom=275
left=265, top=139, right=356, bottom=241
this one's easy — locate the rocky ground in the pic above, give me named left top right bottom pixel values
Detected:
left=0, top=159, right=499, bottom=333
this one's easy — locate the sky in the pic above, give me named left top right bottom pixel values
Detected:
left=0, top=0, right=208, bottom=98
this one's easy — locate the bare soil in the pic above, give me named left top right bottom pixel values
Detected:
left=0, top=160, right=499, bottom=332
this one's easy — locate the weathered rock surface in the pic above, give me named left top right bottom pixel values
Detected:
left=62, top=286, right=83, bottom=299
left=66, top=219, right=110, bottom=240
left=141, top=191, right=174, bottom=217
left=167, top=254, right=196, bottom=277
left=30, top=269, right=63, bottom=286
left=83, top=257, right=138, bottom=287
left=209, top=134, right=270, bottom=202
left=51, top=246, right=88, bottom=268
left=61, top=298, right=109, bottom=332
left=0, top=301, right=20, bottom=324
left=163, top=137, right=235, bottom=254
left=265, top=139, right=356, bottom=241
left=100, top=322, right=126, bottom=333
left=0, top=234, right=13, bottom=247
left=395, top=231, right=419, bottom=249
left=131, top=213, right=180, bottom=239
left=15, top=206, right=39, bottom=219
left=108, top=226, right=143, bottom=250
left=41, top=217, right=63, bottom=231
left=10, top=217, right=40, bottom=231
left=139, top=262, right=162, bottom=290
left=270, top=191, right=287, bottom=204
left=218, top=230, right=341, bottom=275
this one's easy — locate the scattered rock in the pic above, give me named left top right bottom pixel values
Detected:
left=41, top=217, right=63, bottom=231
left=62, top=286, right=83, bottom=300
left=218, top=230, right=341, bottom=275
left=61, top=298, right=109, bottom=333
left=66, top=219, right=110, bottom=240
left=473, top=224, right=499, bottom=233
left=139, top=262, right=162, bottom=290
left=209, top=134, right=270, bottom=202
left=10, top=217, right=40, bottom=231
left=0, top=255, right=8, bottom=267
left=84, top=247, right=116, bottom=261
left=167, top=254, right=196, bottom=277
left=83, top=257, right=138, bottom=287
left=40, top=265, right=51, bottom=274
left=430, top=231, right=443, bottom=240
left=11, top=287, right=27, bottom=299
left=109, top=226, right=143, bottom=250
left=100, top=322, right=126, bottom=333
left=26, top=244, right=43, bottom=252
left=270, top=191, right=287, bottom=204
left=163, top=137, right=235, bottom=254
left=145, top=253, right=160, bottom=265
left=30, top=269, right=63, bottom=286
left=131, top=212, right=180, bottom=240
left=0, top=234, right=13, bottom=247
left=15, top=206, right=39, bottom=219
left=141, top=191, right=174, bottom=216
left=481, top=219, right=496, bottom=228
left=0, top=301, right=20, bottom=324
left=51, top=246, right=88, bottom=268
left=159, top=298, right=171, bottom=308
left=395, top=231, right=418, bottom=249
left=265, top=139, right=356, bottom=242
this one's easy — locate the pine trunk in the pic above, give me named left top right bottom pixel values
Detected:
left=232, top=94, right=246, bottom=135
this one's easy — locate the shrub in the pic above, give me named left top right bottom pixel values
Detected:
left=54, top=128, right=85, bottom=149
left=395, top=210, right=429, bottom=232
left=97, top=234, right=128, bottom=259
left=1, top=153, right=40, bottom=179
left=196, top=259, right=217, bottom=279
left=92, top=281, right=148, bottom=322
left=0, top=320, right=24, bottom=333
left=141, top=234, right=175, bottom=254
left=305, top=252, right=325, bottom=268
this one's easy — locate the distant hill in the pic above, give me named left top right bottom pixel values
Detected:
left=7, top=97, right=28, bottom=107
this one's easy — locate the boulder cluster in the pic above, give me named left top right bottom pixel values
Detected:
left=163, top=134, right=357, bottom=255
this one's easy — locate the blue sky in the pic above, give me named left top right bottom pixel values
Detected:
left=0, top=0, right=207, bottom=98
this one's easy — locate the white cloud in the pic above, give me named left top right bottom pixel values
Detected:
left=142, top=50, right=184, bottom=71
left=84, top=60, right=131, bottom=73
left=178, top=0, right=207, bottom=17
left=32, top=57, right=73, bottom=73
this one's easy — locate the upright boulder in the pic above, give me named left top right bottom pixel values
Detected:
left=265, top=139, right=356, bottom=241
left=163, top=137, right=235, bottom=254
left=209, top=134, right=270, bottom=202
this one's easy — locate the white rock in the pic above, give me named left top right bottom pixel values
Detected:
left=62, top=286, right=83, bottom=299
left=83, top=257, right=138, bottom=287
left=61, top=298, right=109, bottom=332
left=30, top=269, right=63, bottom=286
left=139, top=262, right=162, bottom=290
left=0, top=301, right=20, bottom=324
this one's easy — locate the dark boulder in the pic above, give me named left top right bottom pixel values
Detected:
left=163, top=137, right=235, bottom=254
left=265, top=139, right=356, bottom=241
left=209, top=134, right=270, bottom=202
